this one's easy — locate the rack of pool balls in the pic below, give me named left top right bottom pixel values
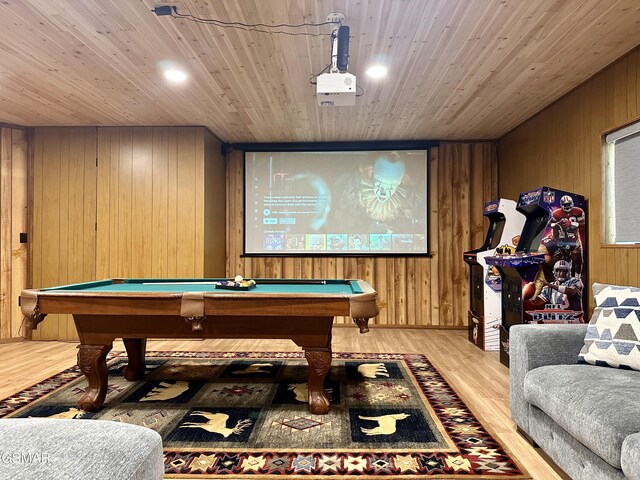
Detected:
left=214, top=276, right=257, bottom=290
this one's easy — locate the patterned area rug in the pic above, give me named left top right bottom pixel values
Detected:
left=0, top=351, right=530, bottom=478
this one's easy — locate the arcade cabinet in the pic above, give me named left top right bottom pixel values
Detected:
left=485, top=186, right=587, bottom=366
left=463, top=199, right=526, bottom=351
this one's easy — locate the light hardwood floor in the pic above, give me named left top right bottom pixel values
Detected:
left=0, top=327, right=567, bottom=480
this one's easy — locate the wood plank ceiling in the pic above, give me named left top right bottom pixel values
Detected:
left=0, top=0, right=639, bottom=143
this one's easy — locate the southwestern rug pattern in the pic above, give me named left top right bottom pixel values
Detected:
left=0, top=352, right=530, bottom=478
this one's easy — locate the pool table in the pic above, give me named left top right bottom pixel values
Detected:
left=20, top=278, right=378, bottom=414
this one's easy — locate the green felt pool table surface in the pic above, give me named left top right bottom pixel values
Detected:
left=40, top=278, right=364, bottom=294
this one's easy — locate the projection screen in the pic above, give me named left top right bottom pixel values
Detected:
left=244, top=149, right=429, bottom=255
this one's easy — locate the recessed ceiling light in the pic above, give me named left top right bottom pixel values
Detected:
left=164, top=69, right=188, bottom=82
left=366, top=65, right=388, bottom=79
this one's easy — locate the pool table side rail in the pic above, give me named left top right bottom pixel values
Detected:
left=40, top=279, right=117, bottom=291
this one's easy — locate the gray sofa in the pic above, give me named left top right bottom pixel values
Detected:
left=510, top=324, right=640, bottom=480
left=0, top=418, right=164, bottom=480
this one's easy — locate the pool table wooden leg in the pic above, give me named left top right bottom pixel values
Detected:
left=122, top=338, right=147, bottom=381
left=353, top=318, right=370, bottom=333
left=77, top=343, right=112, bottom=411
left=304, top=349, right=332, bottom=414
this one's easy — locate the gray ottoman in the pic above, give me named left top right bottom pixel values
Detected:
left=0, top=418, right=164, bottom=480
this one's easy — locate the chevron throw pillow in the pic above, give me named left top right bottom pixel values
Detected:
left=578, top=282, right=640, bottom=371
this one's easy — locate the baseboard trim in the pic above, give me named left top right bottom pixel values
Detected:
left=333, top=324, right=467, bottom=330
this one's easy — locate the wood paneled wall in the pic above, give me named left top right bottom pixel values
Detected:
left=226, top=143, right=497, bottom=327
left=31, top=127, right=226, bottom=340
left=204, top=131, right=227, bottom=277
left=499, top=47, right=640, bottom=301
left=31, top=128, right=97, bottom=341
left=26, top=131, right=494, bottom=336
left=0, top=128, right=28, bottom=340
left=94, top=127, right=225, bottom=279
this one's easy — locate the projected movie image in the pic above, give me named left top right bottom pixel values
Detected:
left=244, top=150, right=429, bottom=255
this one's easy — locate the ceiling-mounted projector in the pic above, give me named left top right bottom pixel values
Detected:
left=316, top=72, right=356, bottom=106
left=315, top=20, right=356, bottom=106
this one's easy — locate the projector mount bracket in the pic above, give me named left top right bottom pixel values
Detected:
left=326, top=13, right=345, bottom=24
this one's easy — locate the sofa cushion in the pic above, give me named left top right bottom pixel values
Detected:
left=578, top=282, right=640, bottom=371
left=0, top=418, right=164, bottom=480
left=524, top=364, right=640, bottom=468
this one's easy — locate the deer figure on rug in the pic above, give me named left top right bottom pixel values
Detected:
left=358, top=413, right=410, bottom=435
left=180, top=412, right=252, bottom=438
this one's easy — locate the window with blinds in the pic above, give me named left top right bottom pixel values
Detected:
left=604, top=120, right=640, bottom=244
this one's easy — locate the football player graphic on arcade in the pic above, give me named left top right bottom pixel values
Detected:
left=539, top=195, right=585, bottom=277
left=529, top=260, right=583, bottom=313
